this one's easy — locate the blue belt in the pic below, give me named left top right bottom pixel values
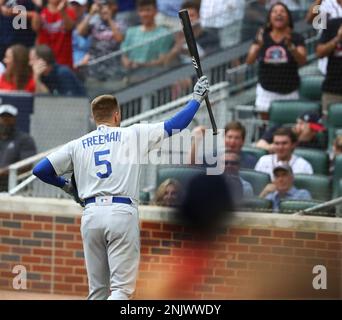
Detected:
left=84, top=196, right=132, bottom=206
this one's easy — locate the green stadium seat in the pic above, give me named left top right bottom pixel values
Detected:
left=332, top=155, right=342, bottom=198
left=156, top=165, right=206, bottom=188
left=299, top=75, right=324, bottom=101
left=239, top=169, right=271, bottom=196
left=242, top=146, right=267, bottom=162
left=294, top=174, right=331, bottom=201
left=279, top=199, right=322, bottom=214
left=241, top=197, right=272, bottom=211
left=269, top=101, right=321, bottom=127
left=139, top=191, right=150, bottom=205
left=327, top=103, right=342, bottom=149
left=294, top=148, right=329, bottom=175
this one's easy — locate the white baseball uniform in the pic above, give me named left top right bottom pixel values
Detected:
left=47, top=122, right=165, bottom=300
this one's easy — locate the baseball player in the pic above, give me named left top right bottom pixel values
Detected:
left=32, top=75, right=210, bottom=300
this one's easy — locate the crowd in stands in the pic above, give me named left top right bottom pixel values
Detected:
left=1, top=0, right=342, bottom=215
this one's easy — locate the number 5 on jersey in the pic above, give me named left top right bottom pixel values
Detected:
left=94, top=150, right=112, bottom=179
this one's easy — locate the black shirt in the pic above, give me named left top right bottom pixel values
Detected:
left=0, top=129, right=37, bottom=168
left=258, top=32, right=305, bottom=94
left=320, top=18, right=342, bottom=95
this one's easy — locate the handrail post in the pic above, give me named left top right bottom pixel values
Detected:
left=8, top=166, right=18, bottom=192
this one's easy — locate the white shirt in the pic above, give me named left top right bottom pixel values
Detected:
left=200, top=0, right=245, bottom=28
left=47, top=123, right=165, bottom=201
left=255, top=154, right=313, bottom=180
left=319, top=0, right=342, bottom=19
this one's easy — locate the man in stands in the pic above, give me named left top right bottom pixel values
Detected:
left=256, top=110, right=327, bottom=152
left=0, top=104, right=36, bottom=191
left=263, top=164, right=312, bottom=212
left=255, top=127, right=313, bottom=181
left=29, top=44, right=86, bottom=96
left=120, top=0, right=174, bottom=73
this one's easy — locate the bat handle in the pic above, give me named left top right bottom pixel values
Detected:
left=204, top=96, right=218, bottom=136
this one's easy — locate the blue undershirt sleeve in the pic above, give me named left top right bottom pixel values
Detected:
left=164, top=99, right=200, bottom=137
left=32, top=158, right=66, bottom=188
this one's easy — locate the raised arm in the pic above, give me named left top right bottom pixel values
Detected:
left=163, top=76, right=209, bottom=137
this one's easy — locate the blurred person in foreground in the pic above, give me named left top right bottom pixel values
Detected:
left=246, top=2, right=307, bottom=120
left=256, top=110, right=327, bottom=152
left=140, top=173, right=235, bottom=299
left=0, top=104, right=36, bottom=191
left=262, top=164, right=312, bottom=212
left=29, top=44, right=86, bottom=96
left=153, top=178, right=182, bottom=207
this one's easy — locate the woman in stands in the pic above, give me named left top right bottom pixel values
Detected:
left=246, top=2, right=307, bottom=120
left=153, top=178, right=183, bottom=207
left=0, top=45, right=35, bottom=93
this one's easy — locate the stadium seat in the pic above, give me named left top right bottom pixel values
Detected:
left=239, top=169, right=271, bottom=196
left=294, top=148, right=329, bottom=175
left=139, top=191, right=150, bottom=205
left=332, top=155, right=342, bottom=198
left=242, top=146, right=267, bottom=162
left=279, top=199, right=322, bottom=214
left=327, top=103, right=342, bottom=149
left=240, top=197, right=272, bottom=211
left=269, top=101, right=321, bottom=127
left=299, top=75, right=324, bottom=101
left=156, top=165, right=206, bottom=188
left=294, top=174, right=332, bottom=201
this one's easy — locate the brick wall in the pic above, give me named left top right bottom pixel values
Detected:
left=0, top=197, right=341, bottom=299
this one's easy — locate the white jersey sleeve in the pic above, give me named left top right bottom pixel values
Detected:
left=47, top=141, right=75, bottom=175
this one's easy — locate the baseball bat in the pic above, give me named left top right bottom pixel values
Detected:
left=178, top=9, right=218, bottom=135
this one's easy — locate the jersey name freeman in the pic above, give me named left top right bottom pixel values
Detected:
left=82, top=132, right=122, bottom=149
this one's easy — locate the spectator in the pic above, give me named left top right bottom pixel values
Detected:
left=29, top=44, right=86, bottom=95
left=306, top=0, right=342, bottom=75
left=223, top=151, right=254, bottom=198
left=0, top=44, right=35, bottom=93
left=255, top=127, right=313, bottom=182
left=0, top=0, right=14, bottom=61
left=200, top=0, right=245, bottom=48
left=32, top=0, right=76, bottom=69
left=77, top=0, right=125, bottom=80
left=120, top=0, right=174, bottom=73
left=69, top=0, right=90, bottom=70
left=330, top=135, right=342, bottom=173
left=241, top=0, right=268, bottom=42
left=246, top=2, right=307, bottom=120
left=316, top=17, right=342, bottom=115
left=155, top=0, right=183, bottom=30
left=263, top=164, right=312, bottom=212
left=0, top=104, right=37, bottom=191
left=153, top=178, right=182, bottom=207
left=189, top=122, right=257, bottom=170
left=256, top=110, right=327, bottom=152
left=167, top=1, right=220, bottom=65
left=224, top=121, right=258, bottom=169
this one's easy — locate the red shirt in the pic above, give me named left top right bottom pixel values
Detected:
left=37, top=7, right=76, bottom=68
left=0, top=74, right=35, bottom=93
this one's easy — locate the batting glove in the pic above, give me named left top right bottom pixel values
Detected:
left=61, top=178, right=84, bottom=207
left=193, top=75, right=210, bottom=103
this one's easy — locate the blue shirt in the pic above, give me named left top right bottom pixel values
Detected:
left=72, top=30, right=90, bottom=66
left=41, top=64, right=86, bottom=96
left=240, top=151, right=258, bottom=170
left=240, top=177, right=254, bottom=198
left=266, top=187, right=312, bottom=212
